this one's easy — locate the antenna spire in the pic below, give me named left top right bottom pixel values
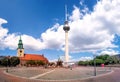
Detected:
left=65, top=5, right=68, bottom=21
left=20, top=35, right=21, bottom=40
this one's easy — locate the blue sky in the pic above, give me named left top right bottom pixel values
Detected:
left=0, top=0, right=120, bottom=62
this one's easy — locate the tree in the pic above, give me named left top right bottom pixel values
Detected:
left=95, top=59, right=104, bottom=66
left=105, top=55, right=120, bottom=65
left=36, top=60, right=45, bottom=66
left=1, top=57, right=9, bottom=67
left=10, top=57, right=20, bottom=67
left=26, top=60, right=36, bottom=66
left=96, top=54, right=109, bottom=61
left=112, top=56, right=120, bottom=64
left=78, top=61, right=89, bottom=66
left=89, top=60, right=94, bottom=66
left=0, top=60, right=1, bottom=66
left=49, top=62, right=55, bottom=66
left=56, top=60, right=63, bottom=67
left=95, top=54, right=111, bottom=65
left=105, top=56, right=114, bottom=64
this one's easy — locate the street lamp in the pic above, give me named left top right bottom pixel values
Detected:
left=6, top=56, right=10, bottom=72
left=6, top=57, right=8, bottom=72
left=93, top=53, right=96, bottom=76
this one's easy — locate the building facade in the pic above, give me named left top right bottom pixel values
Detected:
left=17, top=36, right=48, bottom=66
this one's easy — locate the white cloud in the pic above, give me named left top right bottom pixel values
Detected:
left=0, top=0, right=120, bottom=54
left=40, top=0, right=120, bottom=53
left=79, top=56, right=93, bottom=61
left=4, top=33, right=18, bottom=50
left=49, top=54, right=93, bottom=62
left=22, top=34, right=45, bottom=50
left=0, top=18, right=8, bottom=40
left=41, top=23, right=64, bottom=50
left=59, top=55, right=73, bottom=62
left=0, top=18, right=8, bottom=49
left=49, top=59, right=58, bottom=62
left=0, top=18, right=45, bottom=50
left=0, top=18, right=7, bottom=25
left=80, top=0, right=84, bottom=6
left=69, top=6, right=82, bottom=21
left=99, top=49, right=119, bottom=56
left=68, top=0, right=120, bottom=52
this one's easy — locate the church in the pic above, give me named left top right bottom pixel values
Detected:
left=17, top=36, right=49, bottom=66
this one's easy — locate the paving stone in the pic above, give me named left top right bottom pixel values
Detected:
left=0, top=67, right=119, bottom=82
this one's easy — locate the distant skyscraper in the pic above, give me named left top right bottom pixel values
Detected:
left=63, top=5, right=70, bottom=64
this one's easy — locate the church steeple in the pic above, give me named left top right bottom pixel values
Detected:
left=17, top=36, right=24, bottom=57
left=18, top=36, right=23, bottom=49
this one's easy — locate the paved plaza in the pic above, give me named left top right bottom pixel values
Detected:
left=0, top=66, right=119, bottom=82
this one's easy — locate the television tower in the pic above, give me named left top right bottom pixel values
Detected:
left=63, top=5, right=70, bottom=64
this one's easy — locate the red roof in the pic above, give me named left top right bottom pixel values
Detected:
left=19, top=54, right=48, bottom=63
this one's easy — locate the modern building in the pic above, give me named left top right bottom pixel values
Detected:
left=17, top=36, right=48, bottom=66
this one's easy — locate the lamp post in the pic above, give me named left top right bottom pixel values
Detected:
left=93, top=53, right=96, bottom=76
left=6, top=57, right=8, bottom=72
left=6, top=56, right=10, bottom=72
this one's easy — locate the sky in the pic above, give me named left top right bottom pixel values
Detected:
left=0, top=0, right=120, bottom=62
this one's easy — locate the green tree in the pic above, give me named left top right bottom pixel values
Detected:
left=95, top=59, right=104, bottom=66
left=112, top=56, right=119, bottom=64
left=0, top=60, right=1, bottom=66
left=89, top=60, right=94, bottom=66
left=78, top=61, right=90, bottom=66
left=56, top=60, right=63, bottom=67
left=10, top=57, right=20, bottom=67
left=26, top=60, right=36, bottom=66
left=96, top=54, right=109, bottom=61
left=1, top=57, right=9, bottom=67
left=78, top=61, right=84, bottom=66
left=105, top=56, right=114, bottom=64
left=36, top=60, right=45, bottom=66
left=105, top=56, right=120, bottom=65
left=95, top=54, right=110, bottom=65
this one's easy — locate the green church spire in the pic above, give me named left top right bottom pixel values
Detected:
left=18, top=36, right=23, bottom=49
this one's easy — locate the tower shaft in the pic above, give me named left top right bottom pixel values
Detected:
left=63, top=5, right=70, bottom=66
left=65, top=31, right=69, bottom=63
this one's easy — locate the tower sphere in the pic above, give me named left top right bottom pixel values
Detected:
left=63, top=21, right=70, bottom=32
